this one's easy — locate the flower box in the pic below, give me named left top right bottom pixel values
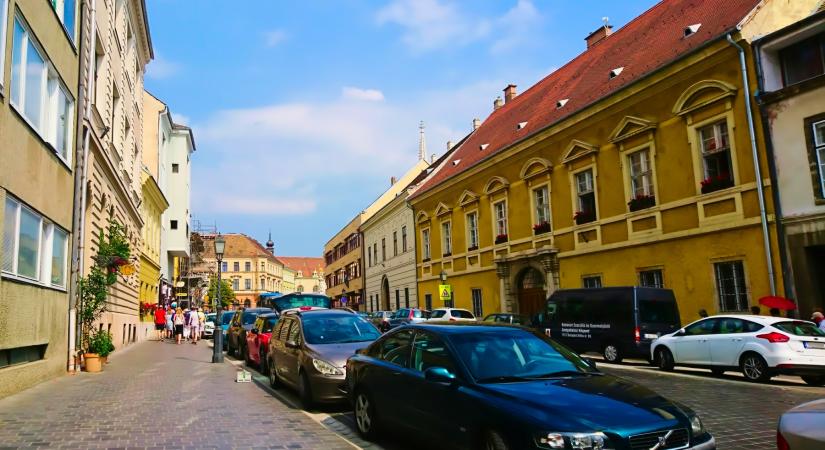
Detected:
left=467, top=245, right=479, bottom=252
left=533, top=221, right=551, bottom=235
left=574, top=210, right=596, bottom=225
left=627, top=195, right=656, bottom=212
left=422, top=257, right=431, bottom=263
left=442, top=252, right=452, bottom=257
left=494, top=234, right=509, bottom=245
left=700, top=175, right=734, bottom=194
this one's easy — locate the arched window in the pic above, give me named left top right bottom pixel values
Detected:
left=297, top=285, right=305, bottom=293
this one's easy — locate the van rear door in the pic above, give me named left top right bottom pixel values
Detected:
left=636, top=289, right=681, bottom=341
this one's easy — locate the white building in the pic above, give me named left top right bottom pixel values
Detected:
left=163, top=121, right=195, bottom=282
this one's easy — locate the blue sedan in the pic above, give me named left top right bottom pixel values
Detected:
left=345, top=323, right=715, bottom=450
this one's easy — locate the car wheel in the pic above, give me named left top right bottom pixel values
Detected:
left=711, top=367, right=725, bottom=376
left=603, top=344, right=623, bottom=363
left=299, top=371, right=314, bottom=410
left=801, top=375, right=825, bottom=386
left=354, top=389, right=380, bottom=440
left=655, top=347, right=675, bottom=371
left=268, top=357, right=280, bottom=389
left=741, top=353, right=772, bottom=382
left=481, top=430, right=510, bottom=450
left=259, top=348, right=268, bottom=375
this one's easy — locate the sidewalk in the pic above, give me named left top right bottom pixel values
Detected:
left=0, top=339, right=355, bottom=449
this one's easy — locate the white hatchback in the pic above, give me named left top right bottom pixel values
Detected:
left=428, top=308, right=477, bottom=322
left=650, top=315, right=825, bottom=385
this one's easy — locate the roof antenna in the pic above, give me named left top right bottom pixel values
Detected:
left=602, top=16, right=610, bottom=27
left=418, top=121, right=427, bottom=161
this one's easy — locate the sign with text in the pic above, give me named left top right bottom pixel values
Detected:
left=439, top=284, right=452, bottom=302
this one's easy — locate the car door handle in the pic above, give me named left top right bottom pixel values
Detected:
left=392, top=371, right=401, bottom=376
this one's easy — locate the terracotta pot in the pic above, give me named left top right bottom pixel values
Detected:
left=84, top=353, right=102, bottom=373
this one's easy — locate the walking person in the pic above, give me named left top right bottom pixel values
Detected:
left=189, top=307, right=200, bottom=345
left=183, top=308, right=192, bottom=342
left=197, top=307, right=206, bottom=340
left=165, top=306, right=174, bottom=339
left=154, top=304, right=166, bottom=341
left=173, top=307, right=185, bottom=344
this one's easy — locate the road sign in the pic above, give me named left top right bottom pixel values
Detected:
left=439, top=284, right=452, bottom=302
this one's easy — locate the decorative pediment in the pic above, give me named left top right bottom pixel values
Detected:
left=608, top=116, right=657, bottom=143
left=434, top=202, right=452, bottom=217
left=672, top=80, right=737, bottom=116
left=483, top=176, right=510, bottom=195
left=416, top=211, right=430, bottom=224
left=561, top=140, right=599, bottom=166
left=519, top=157, right=553, bottom=180
left=458, top=190, right=479, bottom=208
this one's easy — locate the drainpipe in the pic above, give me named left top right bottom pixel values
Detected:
left=726, top=33, right=776, bottom=296
left=69, top=0, right=98, bottom=371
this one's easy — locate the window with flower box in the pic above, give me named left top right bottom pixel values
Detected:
left=533, top=186, right=551, bottom=234
left=574, top=170, right=596, bottom=224
left=441, top=221, right=452, bottom=256
left=627, top=149, right=656, bottom=211
left=493, top=201, right=508, bottom=244
left=699, top=121, right=734, bottom=194
left=3, top=196, right=68, bottom=288
left=466, top=212, right=479, bottom=250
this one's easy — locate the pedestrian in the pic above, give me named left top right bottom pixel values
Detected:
left=197, top=307, right=206, bottom=339
left=189, top=307, right=200, bottom=345
left=770, top=307, right=781, bottom=317
left=812, top=310, right=825, bottom=332
left=750, top=305, right=761, bottom=315
left=698, top=309, right=708, bottom=318
left=153, top=304, right=166, bottom=341
left=183, top=308, right=192, bottom=342
left=165, top=306, right=174, bottom=339
left=173, top=307, right=185, bottom=344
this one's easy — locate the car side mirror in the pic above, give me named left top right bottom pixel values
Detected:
left=424, top=366, right=456, bottom=384
left=285, top=340, right=300, bottom=349
left=674, top=329, right=686, bottom=337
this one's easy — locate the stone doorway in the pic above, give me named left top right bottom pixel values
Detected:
left=381, top=277, right=391, bottom=311
left=517, top=267, right=546, bottom=318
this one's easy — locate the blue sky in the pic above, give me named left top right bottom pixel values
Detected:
left=144, top=0, right=654, bottom=256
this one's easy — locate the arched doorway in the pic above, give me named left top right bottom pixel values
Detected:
left=243, top=299, right=251, bottom=308
left=381, top=277, right=391, bottom=311
left=517, top=267, right=546, bottom=317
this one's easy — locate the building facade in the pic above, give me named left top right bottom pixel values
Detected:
left=0, top=0, right=79, bottom=398
left=410, top=0, right=785, bottom=324
left=754, top=6, right=825, bottom=317
left=137, top=167, right=167, bottom=320
left=279, top=257, right=325, bottom=294
left=324, top=217, right=363, bottom=307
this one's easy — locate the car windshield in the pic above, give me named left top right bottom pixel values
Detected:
left=262, top=318, right=279, bottom=332
left=302, top=315, right=381, bottom=345
left=431, top=310, right=447, bottom=319
left=773, top=321, right=825, bottom=337
left=452, top=309, right=475, bottom=319
left=413, top=310, right=428, bottom=319
left=220, top=312, right=235, bottom=325
left=449, top=329, right=596, bottom=383
left=205, top=314, right=216, bottom=323
left=242, top=312, right=262, bottom=325
left=639, top=300, right=679, bottom=324
left=273, top=295, right=331, bottom=312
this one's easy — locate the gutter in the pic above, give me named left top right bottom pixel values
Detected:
left=726, top=33, right=777, bottom=296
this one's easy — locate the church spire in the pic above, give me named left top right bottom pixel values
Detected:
left=265, top=230, right=274, bottom=254
left=418, top=120, right=427, bottom=161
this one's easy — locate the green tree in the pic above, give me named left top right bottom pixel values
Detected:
left=206, top=277, right=235, bottom=308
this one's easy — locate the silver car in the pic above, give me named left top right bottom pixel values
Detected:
left=778, top=399, right=825, bottom=449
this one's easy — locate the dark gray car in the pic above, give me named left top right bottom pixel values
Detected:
left=226, top=307, right=272, bottom=359
left=267, top=309, right=381, bottom=408
left=387, top=308, right=431, bottom=330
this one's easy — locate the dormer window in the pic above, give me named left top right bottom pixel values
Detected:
left=480, top=143, right=489, bottom=150
left=452, top=159, right=461, bottom=166
left=556, top=99, right=569, bottom=109
left=517, top=121, right=528, bottom=130
left=609, top=67, right=624, bottom=79
left=684, top=24, right=701, bottom=37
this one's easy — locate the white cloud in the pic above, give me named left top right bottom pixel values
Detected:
left=263, top=30, right=288, bottom=47
left=211, top=195, right=316, bottom=215
left=341, top=87, right=385, bottom=102
left=171, top=113, right=190, bottom=126
left=490, top=0, right=541, bottom=54
left=146, top=55, right=182, bottom=79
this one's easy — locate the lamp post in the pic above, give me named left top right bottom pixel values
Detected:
left=212, top=234, right=225, bottom=363
left=439, top=270, right=453, bottom=308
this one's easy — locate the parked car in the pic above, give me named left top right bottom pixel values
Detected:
left=777, top=399, right=825, bottom=450
left=387, top=308, right=431, bottom=329
left=219, top=310, right=236, bottom=349
left=203, top=313, right=216, bottom=338
left=651, top=315, right=825, bottom=385
left=245, top=312, right=280, bottom=373
left=346, top=323, right=715, bottom=449
left=226, top=307, right=272, bottom=359
left=264, top=292, right=331, bottom=313
left=429, top=308, right=476, bottom=322
left=267, top=309, right=380, bottom=408
left=370, top=311, right=393, bottom=332
left=482, top=313, right=530, bottom=325
left=533, top=287, right=681, bottom=363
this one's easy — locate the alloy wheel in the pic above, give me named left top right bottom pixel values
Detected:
left=742, top=354, right=769, bottom=382
left=268, top=360, right=280, bottom=388
left=603, top=344, right=621, bottom=363
left=355, top=393, right=372, bottom=434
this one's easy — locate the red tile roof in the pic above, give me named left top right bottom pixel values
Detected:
left=278, top=257, right=325, bottom=276
left=413, top=0, right=760, bottom=197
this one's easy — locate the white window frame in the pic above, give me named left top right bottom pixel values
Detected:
left=9, top=13, right=75, bottom=164
left=576, top=170, right=595, bottom=212
left=698, top=120, right=733, bottom=180
left=441, top=220, right=452, bottom=255
left=52, top=0, right=77, bottom=43
left=582, top=275, right=602, bottom=289
left=638, top=268, right=664, bottom=288
left=0, top=0, right=8, bottom=92
left=493, top=200, right=508, bottom=237
left=466, top=211, right=479, bottom=250
left=533, top=185, right=550, bottom=225
left=714, top=260, right=749, bottom=312
left=471, top=288, right=483, bottom=317
left=421, top=228, right=431, bottom=260
left=2, top=195, right=68, bottom=289
left=813, top=120, right=825, bottom=198
left=628, top=148, right=654, bottom=197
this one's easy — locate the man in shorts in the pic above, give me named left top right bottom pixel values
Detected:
left=154, top=304, right=166, bottom=341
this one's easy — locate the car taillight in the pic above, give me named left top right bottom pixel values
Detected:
left=757, top=332, right=790, bottom=343
left=777, top=430, right=790, bottom=450
left=634, top=326, right=641, bottom=343
left=299, top=306, right=312, bottom=311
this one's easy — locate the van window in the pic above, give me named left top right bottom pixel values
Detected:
left=638, top=300, right=679, bottom=324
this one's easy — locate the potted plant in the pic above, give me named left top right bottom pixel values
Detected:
left=574, top=210, right=596, bottom=225
left=700, top=173, right=733, bottom=194
left=627, top=194, right=656, bottom=212
left=88, top=330, right=114, bottom=366
left=495, top=234, right=508, bottom=245
left=533, top=221, right=551, bottom=235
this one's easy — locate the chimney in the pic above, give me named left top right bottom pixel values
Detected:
left=503, top=84, right=517, bottom=103
left=447, top=140, right=454, bottom=150
left=493, top=96, right=504, bottom=111
left=390, top=176, right=397, bottom=186
left=431, top=154, right=436, bottom=163
left=585, top=24, right=612, bottom=49
left=472, top=118, right=481, bottom=130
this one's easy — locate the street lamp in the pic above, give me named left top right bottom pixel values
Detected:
left=212, top=234, right=225, bottom=363
left=439, top=270, right=452, bottom=307
left=439, top=270, right=447, bottom=283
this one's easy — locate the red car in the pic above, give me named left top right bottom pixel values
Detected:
left=245, top=313, right=280, bottom=374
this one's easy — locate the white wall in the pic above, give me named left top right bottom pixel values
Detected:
left=164, top=127, right=193, bottom=261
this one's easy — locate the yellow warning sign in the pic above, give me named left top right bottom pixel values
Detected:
left=439, top=284, right=452, bottom=302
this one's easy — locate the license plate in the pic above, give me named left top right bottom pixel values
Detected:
left=644, top=333, right=659, bottom=340
left=804, top=341, right=825, bottom=349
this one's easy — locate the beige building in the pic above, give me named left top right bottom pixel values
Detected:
left=279, top=257, right=325, bottom=294
left=0, top=0, right=79, bottom=398
left=754, top=6, right=825, bottom=316
left=77, top=0, right=153, bottom=349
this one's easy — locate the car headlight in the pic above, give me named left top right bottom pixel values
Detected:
left=535, top=432, right=613, bottom=449
left=312, top=358, right=343, bottom=376
left=690, top=415, right=704, bottom=435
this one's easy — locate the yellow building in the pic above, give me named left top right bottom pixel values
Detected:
left=411, top=0, right=784, bottom=324
left=138, top=169, right=168, bottom=310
